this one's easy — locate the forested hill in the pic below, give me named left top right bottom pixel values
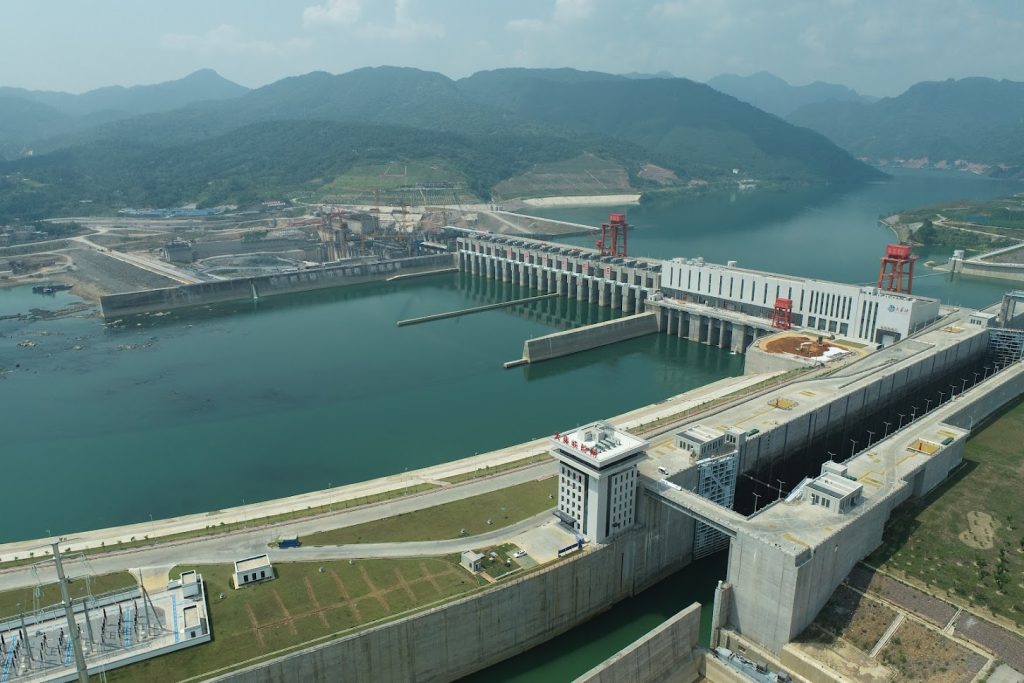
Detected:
left=0, top=120, right=650, bottom=220
left=0, top=66, right=881, bottom=220
left=458, top=69, right=880, bottom=183
left=787, top=77, right=1024, bottom=171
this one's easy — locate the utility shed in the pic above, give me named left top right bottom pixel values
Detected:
left=461, top=551, right=484, bottom=573
left=675, top=424, right=726, bottom=458
left=232, top=554, right=275, bottom=588
left=803, top=462, right=862, bottom=513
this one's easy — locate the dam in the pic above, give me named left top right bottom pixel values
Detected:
left=7, top=218, right=1024, bottom=682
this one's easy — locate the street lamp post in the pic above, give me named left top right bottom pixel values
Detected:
left=883, top=420, right=892, bottom=438
left=850, top=438, right=858, bottom=457
left=866, top=429, right=875, bottom=446
left=924, top=398, right=932, bottom=413
left=897, top=413, right=905, bottom=429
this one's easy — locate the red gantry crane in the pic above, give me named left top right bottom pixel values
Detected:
left=596, top=213, right=629, bottom=257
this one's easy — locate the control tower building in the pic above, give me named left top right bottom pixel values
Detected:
left=549, top=421, right=648, bottom=543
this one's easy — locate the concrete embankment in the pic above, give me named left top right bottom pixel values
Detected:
left=99, top=253, right=455, bottom=318
left=213, top=492, right=696, bottom=683
left=397, top=292, right=559, bottom=326
left=510, top=312, right=659, bottom=367
left=576, top=602, right=703, bottom=683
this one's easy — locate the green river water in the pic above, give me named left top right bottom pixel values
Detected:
left=1, top=168, right=1020, bottom=680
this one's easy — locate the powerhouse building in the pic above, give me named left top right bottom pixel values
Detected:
left=661, top=258, right=941, bottom=345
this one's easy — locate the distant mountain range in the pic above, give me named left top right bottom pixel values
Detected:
left=0, top=69, right=247, bottom=158
left=787, top=77, right=1024, bottom=174
left=707, top=71, right=876, bottom=118
left=0, top=66, right=880, bottom=221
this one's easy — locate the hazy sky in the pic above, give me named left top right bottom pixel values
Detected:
left=2, top=0, right=1022, bottom=96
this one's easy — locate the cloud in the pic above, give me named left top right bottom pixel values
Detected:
left=303, top=0, right=361, bottom=28
left=358, top=0, right=443, bottom=41
left=553, top=0, right=594, bottom=23
left=507, top=0, right=594, bottom=35
left=160, top=25, right=310, bottom=56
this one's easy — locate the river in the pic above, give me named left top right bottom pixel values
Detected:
left=1, top=168, right=1020, bottom=680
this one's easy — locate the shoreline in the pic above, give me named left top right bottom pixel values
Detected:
left=0, top=371, right=779, bottom=561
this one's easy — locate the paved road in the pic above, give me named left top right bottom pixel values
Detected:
left=0, top=466, right=554, bottom=591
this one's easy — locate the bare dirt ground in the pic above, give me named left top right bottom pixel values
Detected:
left=814, top=585, right=899, bottom=652
left=958, top=510, right=1000, bottom=550
left=60, top=247, right=176, bottom=301
left=763, top=334, right=836, bottom=358
left=879, top=619, right=987, bottom=682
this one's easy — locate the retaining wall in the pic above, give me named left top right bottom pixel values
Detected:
left=575, top=603, right=702, bottom=683
left=212, top=493, right=695, bottom=683
left=523, top=312, right=659, bottom=363
left=954, top=259, right=1024, bottom=283
left=99, top=254, right=456, bottom=318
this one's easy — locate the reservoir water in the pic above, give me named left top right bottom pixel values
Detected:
left=0, top=168, right=1020, bottom=679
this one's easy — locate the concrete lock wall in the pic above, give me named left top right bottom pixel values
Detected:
left=575, top=602, right=702, bottom=683
left=736, top=331, right=987, bottom=474
left=214, top=495, right=695, bottom=683
left=523, top=312, right=659, bottom=363
left=943, top=362, right=1024, bottom=431
left=99, top=254, right=456, bottom=318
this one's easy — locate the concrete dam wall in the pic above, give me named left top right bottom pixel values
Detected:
left=214, top=493, right=697, bottom=683
left=522, top=312, right=660, bottom=364
left=99, top=254, right=456, bottom=318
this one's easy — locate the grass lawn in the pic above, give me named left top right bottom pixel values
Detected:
left=866, top=398, right=1024, bottom=625
left=0, top=571, right=137, bottom=620
left=303, top=477, right=557, bottom=545
left=108, top=558, right=488, bottom=682
left=320, top=159, right=466, bottom=194
left=478, top=542, right=523, bottom=581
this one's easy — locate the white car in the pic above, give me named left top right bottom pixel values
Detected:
left=513, top=550, right=527, bottom=558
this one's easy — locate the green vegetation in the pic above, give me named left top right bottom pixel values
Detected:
left=0, top=571, right=136, bottom=620
left=889, top=194, right=1024, bottom=252
left=459, top=69, right=879, bottom=185
left=866, top=398, right=1024, bottom=625
left=0, top=483, right=438, bottom=570
left=441, top=453, right=550, bottom=484
left=493, top=153, right=633, bottom=199
left=0, top=66, right=878, bottom=222
left=788, top=76, right=1024, bottom=172
left=303, top=477, right=557, bottom=545
left=108, top=559, right=488, bottom=682
left=479, top=543, right=525, bottom=581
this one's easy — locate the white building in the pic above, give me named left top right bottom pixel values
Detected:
left=232, top=554, right=275, bottom=589
left=661, top=258, right=941, bottom=345
left=461, top=550, right=484, bottom=573
left=802, top=462, right=863, bottom=514
left=550, top=421, right=648, bottom=543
